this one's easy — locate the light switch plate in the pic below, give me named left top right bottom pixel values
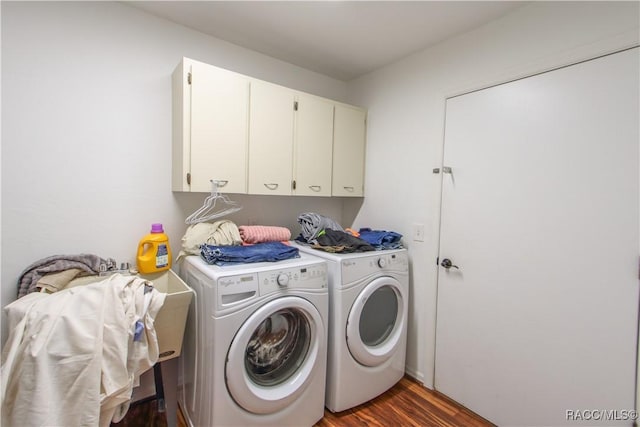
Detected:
left=412, top=223, right=425, bottom=242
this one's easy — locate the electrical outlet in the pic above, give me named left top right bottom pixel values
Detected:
left=413, top=223, right=425, bottom=242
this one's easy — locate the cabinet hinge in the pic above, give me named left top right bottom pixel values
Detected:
left=187, top=173, right=191, bottom=185
left=293, top=101, right=298, bottom=111
left=292, top=180, right=296, bottom=190
left=187, top=72, right=192, bottom=85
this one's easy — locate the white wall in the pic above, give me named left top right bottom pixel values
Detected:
left=0, top=1, right=349, bottom=341
left=347, top=1, right=639, bottom=387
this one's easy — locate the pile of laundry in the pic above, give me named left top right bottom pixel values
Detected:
left=296, top=212, right=404, bottom=253
left=17, top=253, right=116, bottom=298
left=2, top=254, right=166, bottom=427
left=178, top=219, right=299, bottom=265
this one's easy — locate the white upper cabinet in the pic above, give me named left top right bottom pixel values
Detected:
left=172, top=58, right=249, bottom=193
left=248, top=84, right=335, bottom=197
left=332, top=105, right=366, bottom=197
left=172, top=57, right=366, bottom=197
left=248, top=80, right=295, bottom=195
left=293, top=94, right=334, bottom=197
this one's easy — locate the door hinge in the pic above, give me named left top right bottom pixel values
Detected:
left=294, top=101, right=298, bottom=111
left=186, top=173, right=191, bottom=185
left=187, top=72, right=192, bottom=85
left=292, top=180, right=297, bottom=190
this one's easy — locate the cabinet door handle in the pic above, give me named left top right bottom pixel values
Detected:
left=343, top=186, right=354, bottom=192
left=309, top=185, right=321, bottom=192
left=264, top=183, right=279, bottom=190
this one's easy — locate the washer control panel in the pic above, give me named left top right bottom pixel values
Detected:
left=217, top=274, right=260, bottom=309
left=276, top=273, right=289, bottom=286
left=259, top=263, right=327, bottom=295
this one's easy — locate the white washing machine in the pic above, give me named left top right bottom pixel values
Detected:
left=177, top=252, right=328, bottom=427
left=292, top=244, right=409, bottom=412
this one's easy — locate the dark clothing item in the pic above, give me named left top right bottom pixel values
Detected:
left=315, top=229, right=375, bottom=253
left=201, top=242, right=300, bottom=265
left=297, top=212, right=343, bottom=244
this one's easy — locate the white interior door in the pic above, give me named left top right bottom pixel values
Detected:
left=435, top=48, right=639, bottom=426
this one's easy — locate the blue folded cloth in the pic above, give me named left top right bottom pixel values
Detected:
left=200, top=242, right=300, bottom=265
left=358, top=228, right=404, bottom=250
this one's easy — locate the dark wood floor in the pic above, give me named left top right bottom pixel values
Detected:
left=169, top=375, right=494, bottom=427
left=315, top=376, right=494, bottom=427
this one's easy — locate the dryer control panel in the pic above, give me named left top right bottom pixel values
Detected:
left=259, top=263, right=328, bottom=296
left=341, top=251, right=409, bottom=285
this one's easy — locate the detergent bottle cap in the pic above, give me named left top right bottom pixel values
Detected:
left=150, top=223, right=164, bottom=233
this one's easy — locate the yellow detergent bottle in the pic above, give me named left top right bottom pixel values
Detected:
left=137, top=223, right=172, bottom=274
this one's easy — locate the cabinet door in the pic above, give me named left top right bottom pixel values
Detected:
left=190, top=60, right=249, bottom=193
left=332, top=105, right=366, bottom=196
left=248, top=81, right=294, bottom=195
left=293, top=94, right=334, bottom=196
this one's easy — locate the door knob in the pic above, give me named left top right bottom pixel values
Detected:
left=440, top=258, right=459, bottom=270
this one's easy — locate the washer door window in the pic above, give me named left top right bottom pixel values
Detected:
left=226, top=296, right=324, bottom=414
left=347, top=276, right=406, bottom=367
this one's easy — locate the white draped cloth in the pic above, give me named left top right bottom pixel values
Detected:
left=1, top=274, right=166, bottom=427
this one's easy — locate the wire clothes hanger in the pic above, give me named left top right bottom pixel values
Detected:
left=185, top=180, right=242, bottom=225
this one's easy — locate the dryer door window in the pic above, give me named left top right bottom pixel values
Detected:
left=359, top=285, right=398, bottom=346
left=225, top=296, right=325, bottom=415
left=346, top=276, right=406, bottom=367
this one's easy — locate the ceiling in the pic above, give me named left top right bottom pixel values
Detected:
left=127, top=1, right=527, bottom=81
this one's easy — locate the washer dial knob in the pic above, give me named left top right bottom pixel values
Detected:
left=277, top=273, right=289, bottom=286
left=377, top=257, right=387, bottom=268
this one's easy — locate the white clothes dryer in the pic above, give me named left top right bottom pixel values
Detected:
left=292, top=244, right=409, bottom=412
left=178, top=253, right=328, bottom=427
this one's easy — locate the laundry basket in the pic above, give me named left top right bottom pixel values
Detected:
left=140, top=269, right=193, bottom=362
